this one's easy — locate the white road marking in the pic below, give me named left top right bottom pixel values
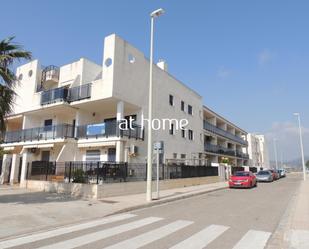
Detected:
left=104, top=220, right=193, bottom=249
left=232, top=230, right=271, bottom=249
left=169, top=224, right=229, bottom=249
left=290, top=229, right=309, bottom=249
left=0, top=213, right=136, bottom=249
left=36, top=217, right=163, bottom=249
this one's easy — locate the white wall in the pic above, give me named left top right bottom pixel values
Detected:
left=105, top=34, right=203, bottom=161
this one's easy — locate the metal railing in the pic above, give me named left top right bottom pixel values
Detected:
left=64, top=161, right=128, bottom=183
left=204, top=143, right=249, bottom=159
left=204, top=143, right=236, bottom=156
left=4, top=124, right=74, bottom=143
left=203, top=121, right=248, bottom=146
left=41, top=86, right=68, bottom=105
left=40, top=83, right=92, bottom=105
left=25, top=161, right=219, bottom=184
left=77, top=121, right=144, bottom=140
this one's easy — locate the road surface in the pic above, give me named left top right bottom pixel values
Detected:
left=0, top=174, right=301, bottom=249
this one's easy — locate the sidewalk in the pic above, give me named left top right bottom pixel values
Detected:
left=0, top=180, right=227, bottom=239
left=267, top=175, right=309, bottom=249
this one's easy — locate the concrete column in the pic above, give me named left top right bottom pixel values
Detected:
left=20, top=151, right=31, bottom=188
left=116, top=101, right=124, bottom=162
left=0, top=154, right=10, bottom=184
left=9, top=154, right=19, bottom=185
left=116, top=101, right=124, bottom=121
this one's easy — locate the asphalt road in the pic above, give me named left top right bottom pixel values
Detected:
left=0, top=174, right=301, bottom=249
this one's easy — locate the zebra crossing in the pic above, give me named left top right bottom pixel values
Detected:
left=0, top=213, right=272, bottom=249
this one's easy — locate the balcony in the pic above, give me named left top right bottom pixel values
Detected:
left=203, top=121, right=248, bottom=146
left=204, top=143, right=236, bottom=156
left=77, top=121, right=144, bottom=140
left=204, top=144, right=249, bottom=159
left=4, top=124, right=74, bottom=143
left=40, top=83, right=92, bottom=105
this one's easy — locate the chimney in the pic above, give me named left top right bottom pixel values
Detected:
left=157, top=59, right=168, bottom=72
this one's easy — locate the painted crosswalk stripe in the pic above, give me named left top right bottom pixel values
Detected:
left=36, top=217, right=163, bottom=249
left=170, top=224, right=229, bottom=249
left=232, top=230, right=271, bottom=249
left=0, top=213, right=136, bottom=249
left=104, top=220, right=194, bottom=249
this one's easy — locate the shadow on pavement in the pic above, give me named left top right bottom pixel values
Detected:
left=0, top=191, right=81, bottom=204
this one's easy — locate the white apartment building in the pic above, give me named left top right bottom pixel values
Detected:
left=0, top=34, right=249, bottom=185
left=246, top=133, right=270, bottom=169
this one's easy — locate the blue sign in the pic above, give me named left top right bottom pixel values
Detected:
left=86, top=123, right=105, bottom=136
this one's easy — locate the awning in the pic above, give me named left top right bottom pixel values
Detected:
left=3, top=147, right=15, bottom=151
left=38, top=144, right=54, bottom=148
left=78, top=141, right=116, bottom=148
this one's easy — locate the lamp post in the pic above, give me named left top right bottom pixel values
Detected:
left=273, top=138, right=278, bottom=169
left=146, top=8, right=165, bottom=202
left=293, top=113, right=306, bottom=181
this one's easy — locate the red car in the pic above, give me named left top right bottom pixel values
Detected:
left=268, top=169, right=280, bottom=180
left=229, top=171, right=257, bottom=188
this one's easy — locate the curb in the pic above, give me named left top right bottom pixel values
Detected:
left=109, top=185, right=228, bottom=216
left=266, top=180, right=301, bottom=249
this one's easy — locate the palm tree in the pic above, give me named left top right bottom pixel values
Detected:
left=0, top=36, right=32, bottom=137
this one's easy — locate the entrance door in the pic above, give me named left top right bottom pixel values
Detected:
left=107, top=148, right=116, bottom=162
left=41, top=151, right=50, bottom=162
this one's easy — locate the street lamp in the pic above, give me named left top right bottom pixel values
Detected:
left=273, top=138, right=278, bottom=169
left=146, top=8, right=165, bottom=202
left=293, top=113, right=306, bottom=181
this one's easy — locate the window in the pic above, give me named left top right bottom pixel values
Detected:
left=86, top=150, right=101, bottom=162
left=181, top=154, right=186, bottom=159
left=44, top=119, right=52, bottom=131
left=181, top=129, right=186, bottom=138
left=169, top=94, right=174, bottom=106
left=188, top=105, right=193, bottom=115
left=188, top=129, right=194, bottom=140
left=181, top=101, right=185, bottom=111
left=169, top=123, right=175, bottom=135
left=173, top=153, right=177, bottom=159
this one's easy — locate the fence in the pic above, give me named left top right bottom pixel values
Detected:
left=26, top=161, right=219, bottom=184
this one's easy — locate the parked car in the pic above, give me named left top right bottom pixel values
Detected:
left=268, top=169, right=280, bottom=180
left=256, top=170, right=273, bottom=182
left=229, top=171, right=257, bottom=188
left=277, top=169, right=286, bottom=178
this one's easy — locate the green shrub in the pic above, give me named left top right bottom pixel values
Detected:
left=72, top=169, right=86, bottom=183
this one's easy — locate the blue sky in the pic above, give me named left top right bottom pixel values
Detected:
left=1, top=0, right=309, bottom=161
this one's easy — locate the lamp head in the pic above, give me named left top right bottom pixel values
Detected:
left=293, top=112, right=300, bottom=116
left=150, top=8, right=165, bottom=18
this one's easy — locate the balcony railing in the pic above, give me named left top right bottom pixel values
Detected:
left=204, top=143, right=236, bottom=156
left=77, top=121, right=144, bottom=140
left=203, top=121, right=248, bottom=146
left=4, top=124, right=74, bottom=143
left=67, top=83, right=92, bottom=102
left=204, top=144, right=249, bottom=159
left=40, top=83, right=92, bottom=105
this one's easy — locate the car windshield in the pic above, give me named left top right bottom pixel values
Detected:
left=257, top=171, right=270, bottom=175
left=234, top=172, right=250, bottom=176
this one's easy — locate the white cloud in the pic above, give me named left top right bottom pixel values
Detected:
left=258, top=49, right=273, bottom=65
left=217, top=67, right=231, bottom=79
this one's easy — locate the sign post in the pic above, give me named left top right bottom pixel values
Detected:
left=153, top=141, right=164, bottom=199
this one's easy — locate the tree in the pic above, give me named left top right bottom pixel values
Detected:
left=0, top=37, right=32, bottom=136
left=306, top=160, right=309, bottom=170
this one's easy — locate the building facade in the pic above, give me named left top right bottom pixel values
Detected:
left=0, top=34, right=249, bottom=185
left=246, top=133, right=270, bottom=169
